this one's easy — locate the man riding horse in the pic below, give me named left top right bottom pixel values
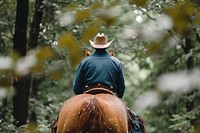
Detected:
left=73, top=33, right=145, bottom=133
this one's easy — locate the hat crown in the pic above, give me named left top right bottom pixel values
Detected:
left=89, top=33, right=112, bottom=49
left=94, top=33, right=107, bottom=45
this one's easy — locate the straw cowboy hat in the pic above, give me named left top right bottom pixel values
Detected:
left=89, top=33, right=113, bottom=49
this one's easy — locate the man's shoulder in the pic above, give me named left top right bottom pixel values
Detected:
left=110, top=56, right=121, bottom=64
left=81, top=56, right=93, bottom=63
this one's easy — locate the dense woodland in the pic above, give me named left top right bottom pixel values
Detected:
left=0, top=0, right=200, bottom=132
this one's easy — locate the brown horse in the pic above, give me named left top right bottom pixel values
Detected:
left=56, top=89, right=128, bottom=133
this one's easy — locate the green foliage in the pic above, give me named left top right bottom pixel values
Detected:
left=1, top=0, right=200, bottom=132
left=0, top=0, right=16, bottom=55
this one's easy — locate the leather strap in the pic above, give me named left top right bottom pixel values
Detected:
left=85, top=88, right=115, bottom=96
left=85, top=83, right=114, bottom=91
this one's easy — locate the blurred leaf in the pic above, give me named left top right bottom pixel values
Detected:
left=194, top=9, right=200, bottom=25
left=164, top=5, right=189, bottom=34
left=12, top=51, right=20, bottom=61
left=75, top=9, right=91, bottom=23
left=145, top=43, right=160, bottom=56
left=130, top=0, right=148, bottom=7
left=31, top=47, right=55, bottom=74
left=0, top=72, right=12, bottom=87
left=99, top=15, right=117, bottom=26
left=36, top=46, right=55, bottom=60
left=81, top=21, right=100, bottom=43
left=31, top=62, right=44, bottom=74
left=28, top=122, right=37, bottom=133
left=195, top=122, right=200, bottom=133
left=90, top=2, right=103, bottom=10
left=49, top=70, right=64, bottom=81
left=58, top=32, right=83, bottom=66
left=181, top=2, right=195, bottom=16
left=98, top=6, right=121, bottom=26
left=47, top=60, right=65, bottom=80
left=65, top=3, right=79, bottom=11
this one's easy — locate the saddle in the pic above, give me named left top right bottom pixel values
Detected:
left=85, top=87, right=115, bottom=95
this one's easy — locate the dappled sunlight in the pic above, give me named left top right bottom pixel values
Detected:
left=0, top=57, right=13, bottom=70
left=135, top=15, right=143, bottom=23
left=133, top=68, right=200, bottom=111
left=123, top=14, right=173, bottom=42
left=134, top=90, right=161, bottom=111
left=157, top=68, right=200, bottom=94
left=99, top=5, right=122, bottom=19
left=123, top=26, right=138, bottom=39
left=58, top=12, right=75, bottom=27
left=15, top=53, right=37, bottom=76
left=0, top=87, right=7, bottom=99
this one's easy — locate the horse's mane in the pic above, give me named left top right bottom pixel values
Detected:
left=76, top=96, right=104, bottom=133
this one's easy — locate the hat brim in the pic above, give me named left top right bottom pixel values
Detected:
left=89, top=40, right=113, bottom=49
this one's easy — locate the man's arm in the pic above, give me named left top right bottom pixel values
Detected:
left=117, top=63, right=125, bottom=98
left=73, top=63, right=85, bottom=94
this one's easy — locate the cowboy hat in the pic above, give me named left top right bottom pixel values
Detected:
left=89, top=33, right=113, bottom=49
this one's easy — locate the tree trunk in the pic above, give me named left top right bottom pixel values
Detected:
left=185, top=37, right=194, bottom=70
left=0, top=98, right=7, bottom=120
left=13, top=76, right=31, bottom=127
left=29, top=0, right=44, bottom=49
left=28, top=0, right=44, bottom=123
left=184, top=37, right=194, bottom=122
left=13, top=0, right=30, bottom=127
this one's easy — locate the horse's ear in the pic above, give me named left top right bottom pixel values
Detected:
left=85, top=49, right=91, bottom=56
left=109, top=50, right=115, bottom=56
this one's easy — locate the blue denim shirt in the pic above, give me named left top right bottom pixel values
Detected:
left=73, top=50, right=125, bottom=98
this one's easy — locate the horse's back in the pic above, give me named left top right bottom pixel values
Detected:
left=57, top=93, right=128, bottom=133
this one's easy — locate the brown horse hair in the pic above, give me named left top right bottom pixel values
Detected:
left=75, top=96, right=104, bottom=133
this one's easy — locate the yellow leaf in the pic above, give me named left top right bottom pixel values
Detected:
left=30, top=47, right=55, bottom=74
left=31, top=62, right=44, bottom=73
left=0, top=73, right=12, bottom=87
left=90, top=2, right=103, bottom=10
left=69, top=51, right=83, bottom=66
left=58, top=32, right=76, bottom=49
left=194, top=10, right=200, bottom=25
left=58, top=32, right=83, bottom=66
left=164, top=5, right=189, bottom=34
left=65, top=3, right=79, bottom=11
left=28, top=122, right=37, bottom=133
left=99, top=16, right=117, bottom=26
left=182, top=2, right=195, bottom=16
left=145, top=43, right=160, bottom=56
left=49, top=70, right=64, bottom=80
left=75, top=9, right=91, bottom=23
left=12, top=52, right=20, bottom=61
left=130, top=0, right=148, bottom=7
left=36, top=46, right=55, bottom=60
left=195, top=122, right=200, bottom=133
left=81, top=21, right=100, bottom=43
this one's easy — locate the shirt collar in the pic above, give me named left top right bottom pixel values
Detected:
left=93, top=50, right=109, bottom=56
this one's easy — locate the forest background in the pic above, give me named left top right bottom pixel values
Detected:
left=0, top=0, right=200, bottom=133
